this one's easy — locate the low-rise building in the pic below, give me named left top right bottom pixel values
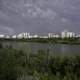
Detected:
left=17, top=32, right=30, bottom=39
left=48, top=33, right=60, bottom=38
left=39, top=36, right=48, bottom=38
left=32, top=35, right=38, bottom=38
left=12, top=35, right=17, bottom=39
left=0, top=34, right=5, bottom=38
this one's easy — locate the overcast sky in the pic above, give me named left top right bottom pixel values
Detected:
left=0, top=0, right=80, bottom=34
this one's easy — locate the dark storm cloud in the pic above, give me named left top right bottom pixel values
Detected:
left=0, top=0, right=80, bottom=34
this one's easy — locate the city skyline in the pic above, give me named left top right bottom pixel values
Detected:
left=0, top=0, right=80, bottom=34
left=0, top=30, right=80, bottom=39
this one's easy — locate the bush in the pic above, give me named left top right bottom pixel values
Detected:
left=0, top=43, right=3, bottom=48
left=0, top=49, right=27, bottom=80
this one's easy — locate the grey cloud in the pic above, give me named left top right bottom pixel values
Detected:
left=0, top=26, right=14, bottom=34
left=0, top=0, right=80, bottom=34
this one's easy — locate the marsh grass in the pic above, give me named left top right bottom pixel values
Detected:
left=0, top=43, right=80, bottom=80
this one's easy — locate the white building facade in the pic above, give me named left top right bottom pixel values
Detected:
left=61, top=30, right=75, bottom=38
left=0, top=34, right=5, bottom=38
left=12, top=35, right=17, bottom=39
left=48, top=33, right=60, bottom=38
left=17, top=32, right=30, bottom=39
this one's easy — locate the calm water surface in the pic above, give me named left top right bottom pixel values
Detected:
left=2, top=42, right=80, bottom=56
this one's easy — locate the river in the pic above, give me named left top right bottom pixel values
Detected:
left=2, top=42, right=80, bottom=56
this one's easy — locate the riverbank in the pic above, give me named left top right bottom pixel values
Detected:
left=0, top=37, right=80, bottom=44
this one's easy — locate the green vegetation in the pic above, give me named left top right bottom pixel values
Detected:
left=0, top=44, right=27, bottom=80
left=0, top=37, right=80, bottom=44
left=0, top=43, right=80, bottom=80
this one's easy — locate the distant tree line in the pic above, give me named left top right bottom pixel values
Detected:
left=0, top=37, right=80, bottom=44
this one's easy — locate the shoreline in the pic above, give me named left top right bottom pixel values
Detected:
left=0, top=38, right=80, bottom=45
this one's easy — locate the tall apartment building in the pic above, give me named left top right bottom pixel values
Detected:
left=61, top=30, right=75, bottom=38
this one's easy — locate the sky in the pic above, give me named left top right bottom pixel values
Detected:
left=0, top=0, right=80, bottom=34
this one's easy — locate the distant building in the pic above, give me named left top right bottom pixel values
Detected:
left=48, top=33, right=60, bottom=38
left=17, top=32, right=30, bottom=39
left=61, top=30, right=75, bottom=38
left=32, top=35, right=38, bottom=38
left=0, top=34, right=5, bottom=38
left=53, top=34, right=60, bottom=38
left=27, top=35, right=38, bottom=38
left=39, top=36, right=48, bottom=38
left=0, top=31, right=78, bottom=39
left=12, top=35, right=17, bottom=39
left=48, top=33, right=54, bottom=38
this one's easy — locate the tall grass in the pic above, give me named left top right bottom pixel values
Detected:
left=0, top=43, right=80, bottom=80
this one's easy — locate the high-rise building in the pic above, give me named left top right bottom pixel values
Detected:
left=61, top=30, right=75, bottom=38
